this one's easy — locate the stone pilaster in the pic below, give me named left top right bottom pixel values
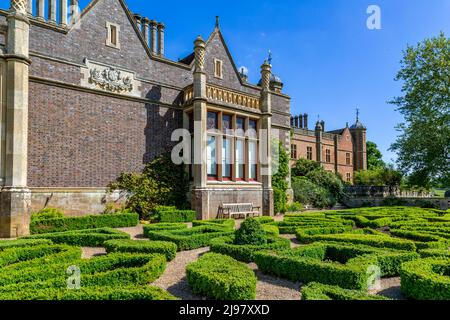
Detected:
left=191, top=36, right=209, bottom=220
left=1, top=0, right=31, bottom=238
left=260, top=60, right=274, bottom=216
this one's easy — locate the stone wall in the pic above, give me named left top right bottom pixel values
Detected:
left=29, top=188, right=126, bottom=216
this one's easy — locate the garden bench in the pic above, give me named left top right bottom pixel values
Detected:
left=219, top=203, right=261, bottom=219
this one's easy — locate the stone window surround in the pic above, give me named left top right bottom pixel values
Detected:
left=213, top=58, right=223, bottom=79
left=106, top=21, right=121, bottom=49
left=189, top=107, right=260, bottom=184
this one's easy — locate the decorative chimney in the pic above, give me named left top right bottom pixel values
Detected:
left=133, top=14, right=142, bottom=32
left=157, top=22, right=165, bottom=56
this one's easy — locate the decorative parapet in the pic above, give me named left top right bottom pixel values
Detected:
left=345, top=186, right=434, bottom=198
left=80, top=59, right=142, bottom=97
left=184, top=84, right=260, bottom=111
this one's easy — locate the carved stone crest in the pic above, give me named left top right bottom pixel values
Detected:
left=89, top=67, right=133, bottom=93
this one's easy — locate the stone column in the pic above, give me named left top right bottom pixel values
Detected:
left=260, top=60, right=274, bottom=216
left=69, top=0, right=79, bottom=26
left=27, top=0, right=32, bottom=14
left=1, top=0, right=31, bottom=238
left=142, top=18, right=149, bottom=46
left=59, top=0, right=68, bottom=27
left=150, top=20, right=157, bottom=55
left=36, top=0, right=44, bottom=20
left=157, top=23, right=165, bottom=56
left=191, top=36, right=208, bottom=220
left=48, top=0, right=57, bottom=24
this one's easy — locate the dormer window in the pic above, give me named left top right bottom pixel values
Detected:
left=106, top=22, right=120, bottom=49
left=214, top=59, right=223, bottom=79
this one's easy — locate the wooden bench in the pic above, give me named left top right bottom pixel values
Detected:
left=219, top=203, right=261, bottom=219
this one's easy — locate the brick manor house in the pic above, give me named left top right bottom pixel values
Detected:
left=0, top=0, right=366, bottom=237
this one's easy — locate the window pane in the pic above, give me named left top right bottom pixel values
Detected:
left=236, top=117, right=245, bottom=136
left=236, top=139, right=245, bottom=179
left=222, top=137, right=232, bottom=178
left=249, top=141, right=257, bottom=180
left=207, top=136, right=217, bottom=177
left=222, top=114, right=232, bottom=133
left=207, top=112, right=218, bottom=130
left=248, top=119, right=257, bottom=138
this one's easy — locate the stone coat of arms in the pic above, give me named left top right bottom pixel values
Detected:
left=89, top=67, right=133, bottom=93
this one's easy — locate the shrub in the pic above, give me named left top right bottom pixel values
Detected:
left=287, top=202, right=305, bottom=212
left=192, top=219, right=235, bottom=230
left=109, top=152, right=189, bottom=220
left=0, top=286, right=177, bottom=301
left=22, top=228, right=130, bottom=247
left=31, top=208, right=64, bottom=221
left=0, top=253, right=166, bottom=290
left=104, top=239, right=177, bottom=261
left=145, top=226, right=233, bottom=251
left=210, top=236, right=291, bottom=262
left=186, top=253, right=257, bottom=300
left=0, top=239, right=53, bottom=251
left=296, top=232, right=417, bottom=251
left=400, top=258, right=450, bottom=300
left=30, top=213, right=139, bottom=234
left=302, top=282, right=390, bottom=300
left=235, top=218, right=267, bottom=246
left=158, top=210, right=197, bottom=223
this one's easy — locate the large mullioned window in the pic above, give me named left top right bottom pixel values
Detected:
left=195, top=111, right=259, bottom=182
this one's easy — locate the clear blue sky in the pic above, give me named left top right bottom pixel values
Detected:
left=20, top=1, right=450, bottom=163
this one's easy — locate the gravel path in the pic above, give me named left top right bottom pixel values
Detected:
left=81, top=247, right=106, bottom=259
left=372, top=277, right=405, bottom=300
left=153, top=248, right=208, bottom=300
left=117, top=225, right=145, bottom=240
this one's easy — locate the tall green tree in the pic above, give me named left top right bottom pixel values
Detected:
left=389, top=32, right=450, bottom=187
left=272, top=142, right=289, bottom=214
left=366, top=141, right=385, bottom=170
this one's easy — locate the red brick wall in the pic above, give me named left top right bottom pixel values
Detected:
left=28, top=82, right=181, bottom=187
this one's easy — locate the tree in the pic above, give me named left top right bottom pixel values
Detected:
left=389, top=32, right=450, bottom=187
left=272, top=142, right=289, bottom=214
left=367, top=141, right=385, bottom=170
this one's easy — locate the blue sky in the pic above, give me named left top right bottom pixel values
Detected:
left=14, top=0, right=450, bottom=163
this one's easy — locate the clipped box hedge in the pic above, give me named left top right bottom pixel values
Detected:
left=143, top=223, right=188, bottom=237
left=0, top=239, right=53, bottom=251
left=262, top=225, right=280, bottom=238
left=192, top=219, right=235, bottom=230
left=104, top=239, right=177, bottom=261
left=30, top=213, right=139, bottom=234
left=186, top=253, right=256, bottom=300
left=296, top=231, right=417, bottom=252
left=400, top=258, right=450, bottom=300
left=301, top=282, right=390, bottom=300
left=0, top=244, right=81, bottom=269
left=145, top=226, right=233, bottom=251
left=22, top=228, right=130, bottom=247
left=0, top=252, right=166, bottom=291
left=158, top=210, right=197, bottom=223
left=419, top=248, right=450, bottom=258
left=0, top=286, right=177, bottom=301
left=210, top=235, right=291, bottom=262
left=254, top=242, right=419, bottom=290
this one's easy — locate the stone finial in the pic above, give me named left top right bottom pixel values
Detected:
left=10, top=0, right=28, bottom=14
left=260, top=60, right=272, bottom=91
left=194, top=36, right=206, bottom=72
left=215, top=16, right=220, bottom=29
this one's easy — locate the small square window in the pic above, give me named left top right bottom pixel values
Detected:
left=106, top=22, right=120, bottom=49
left=214, top=59, right=223, bottom=79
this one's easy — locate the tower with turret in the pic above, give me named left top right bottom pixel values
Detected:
left=350, top=109, right=367, bottom=172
